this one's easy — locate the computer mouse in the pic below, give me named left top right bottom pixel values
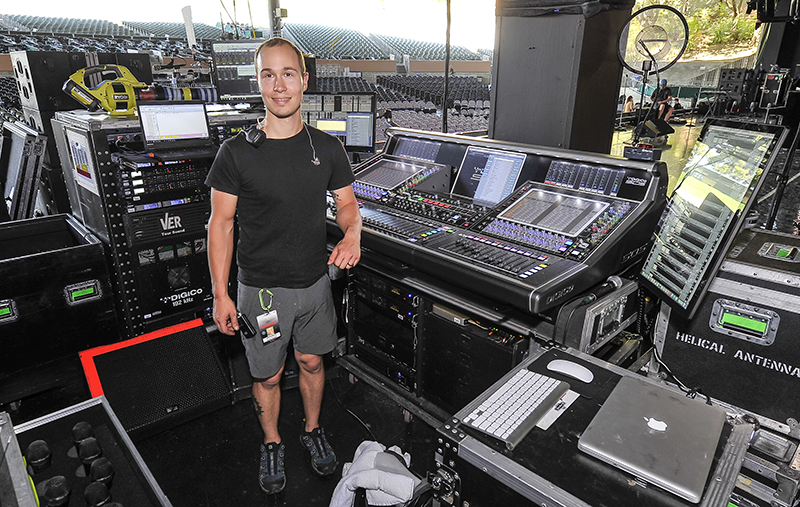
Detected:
left=547, top=359, right=594, bottom=383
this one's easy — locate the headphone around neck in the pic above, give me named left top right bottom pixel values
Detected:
left=244, top=126, right=265, bottom=147
left=244, top=120, right=320, bottom=166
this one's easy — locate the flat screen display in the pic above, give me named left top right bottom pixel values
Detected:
left=394, top=138, right=442, bottom=162
left=211, top=39, right=265, bottom=104
left=356, top=158, right=425, bottom=190
left=640, top=120, right=786, bottom=318
left=138, top=101, right=211, bottom=150
left=452, top=146, right=526, bottom=205
left=302, top=92, right=377, bottom=153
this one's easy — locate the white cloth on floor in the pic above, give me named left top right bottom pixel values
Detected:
left=329, top=440, right=417, bottom=507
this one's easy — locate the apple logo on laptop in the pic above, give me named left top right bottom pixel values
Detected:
left=644, top=417, right=668, bottom=432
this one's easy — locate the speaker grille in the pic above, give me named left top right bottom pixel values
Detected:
left=91, top=326, right=230, bottom=438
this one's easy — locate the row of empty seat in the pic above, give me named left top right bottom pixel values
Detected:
left=371, top=33, right=481, bottom=61
left=388, top=109, right=489, bottom=134
left=0, top=14, right=223, bottom=41
left=285, top=23, right=386, bottom=60
left=315, top=76, right=492, bottom=114
left=378, top=75, right=490, bottom=108
left=0, top=14, right=131, bottom=36
left=0, top=16, right=491, bottom=63
left=316, top=76, right=376, bottom=93
left=284, top=23, right=485, bottom=61
left=123, top=21, right=222, bottom=41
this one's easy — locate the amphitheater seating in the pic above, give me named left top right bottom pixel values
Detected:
left=476, top=48, right=492, bottom=60
left=0, top=20, right=494, bottom=118
left=123, top=21, right=222, bottom=40
left=0, top=15, right=29, bottom=31
left=0, top=15, right=131, bottom=36
left=285, top=23, right=388, bottom=60
left=388, top=109, right=488, bottom=134
left=372, top=34, right=480, bottom=61
left=378, top=75, right=490, bottom=108
left=0, top=18, right=488, bottom=64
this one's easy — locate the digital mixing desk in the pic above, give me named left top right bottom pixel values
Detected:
left=328, top=128, right=668, bottom=315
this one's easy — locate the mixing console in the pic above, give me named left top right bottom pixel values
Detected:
left=330, top=129, right=668, bottom=314
left=360, top=204, right=454, bottom=243
left=380, top=190, right=487, bottom=227
left=471, top=184, right=634, bottom=260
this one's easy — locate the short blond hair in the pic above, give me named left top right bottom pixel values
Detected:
left=254, top=37, right=306, bottom=75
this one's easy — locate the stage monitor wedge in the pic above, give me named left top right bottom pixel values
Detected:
left=639, top=119, right=787, bottom=319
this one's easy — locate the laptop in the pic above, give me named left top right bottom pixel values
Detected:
left=578, top=376, right=726, bottom=503
left=137, top=100, right=217, bottom=161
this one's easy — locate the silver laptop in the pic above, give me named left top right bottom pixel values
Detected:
left=578, top=375, right=726, bottom=503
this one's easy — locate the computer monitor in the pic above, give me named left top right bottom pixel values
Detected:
left=137, top=101, right=212, bottom=151
left=301, top=92, right=377, bottom=154
left=639, top=119, right=787, bottom=319
left=211, top=39, right=265, bottom=104
left=451, top=145, right=527, bottom=205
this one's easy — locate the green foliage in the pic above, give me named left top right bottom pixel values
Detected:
left=633, top=0, right=758, bottom=54
left=685, top=15, right=701, bottom=51
left=733, top=17, right=756, bottom=41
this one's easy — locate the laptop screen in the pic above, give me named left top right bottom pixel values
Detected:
left=137, top=101, right=212, bottom=150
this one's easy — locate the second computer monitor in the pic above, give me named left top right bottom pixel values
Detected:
left=301, top=92, right=377, bottom=154
left=451, top=145, right=527, bottom=206
left=211, top=39, right=265, bottom=105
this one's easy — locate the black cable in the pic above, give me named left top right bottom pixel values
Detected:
left=327, top=375, right=377, bottom=442
left=113, top=137, right=138, bottom=154
left=651, top=341, right=712, bottom=405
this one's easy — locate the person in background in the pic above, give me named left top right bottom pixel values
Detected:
left=624, top=96, right=635, bottom=113
left=650, top=79, right=674, bottom=121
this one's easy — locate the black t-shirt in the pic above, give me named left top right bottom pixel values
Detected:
left=205, top=125, right=354, bottom=289
left=651, top=86, right=673, bottom=105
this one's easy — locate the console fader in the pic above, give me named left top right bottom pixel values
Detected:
left=330, top=129, right=668, bottom=315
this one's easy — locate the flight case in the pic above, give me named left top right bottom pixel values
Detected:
left=652, top=228, right=800, bottom=429
left=432, top=346, right=773, bottom=507
left=0, top=214, right=118, bottom=403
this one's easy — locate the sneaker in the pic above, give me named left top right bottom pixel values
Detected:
left=258, top=442, right=286, bottom=494
left=300, top=427, right=337, bottom=476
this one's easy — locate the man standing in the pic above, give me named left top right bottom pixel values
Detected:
left=650, top=79, right=674, bottom=122
left=206, top=37, right=362, bottom=494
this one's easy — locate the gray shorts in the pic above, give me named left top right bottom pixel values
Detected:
left=238, top=274, right=337, bottom=379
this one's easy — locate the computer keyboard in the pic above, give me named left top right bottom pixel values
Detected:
left=461, top=368, right=569, bottom=450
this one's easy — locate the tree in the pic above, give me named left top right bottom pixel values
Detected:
left=720, top=0, right=748, bottom=17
